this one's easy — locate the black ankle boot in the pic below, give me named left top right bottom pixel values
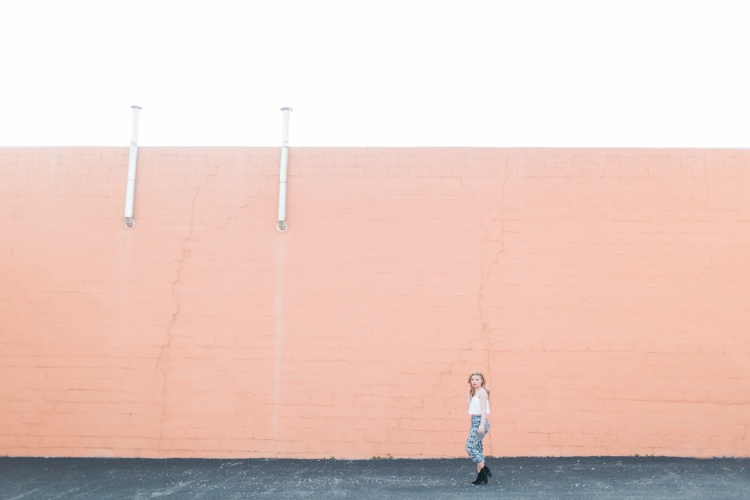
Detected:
left=471, top=467, right=488, bottom=485
left=484, top=465, right=492, bottom=478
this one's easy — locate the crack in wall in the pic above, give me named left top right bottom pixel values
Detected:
left=474, top=156, right=511, bottom=458
left=479, top=161, right=510, bottom=340
left=223, top=180, right=262, bottom=231
left=157, top=166, right=212, bottom=451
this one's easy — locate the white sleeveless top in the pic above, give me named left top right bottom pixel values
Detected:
left=468, top=393, right=490, bottom=415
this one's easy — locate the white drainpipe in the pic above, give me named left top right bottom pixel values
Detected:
left=124, top=105, right=142, bottom=228
left=277, top=107, right=292, bottom=232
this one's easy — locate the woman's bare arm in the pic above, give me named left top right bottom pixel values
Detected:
left=477, top=388, right=488, bottom=434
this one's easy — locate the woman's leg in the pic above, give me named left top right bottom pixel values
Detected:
left=476, top=419, right=489, bottom=471
left=479, top=420, right=489, bottom=471
left=466, top=417, right=491, bottom=471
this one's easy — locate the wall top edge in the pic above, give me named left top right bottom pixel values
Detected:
left=1, top=146, right=750, bottom=153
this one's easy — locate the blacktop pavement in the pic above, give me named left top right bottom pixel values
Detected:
left=1, top=456, right=748, bottom=499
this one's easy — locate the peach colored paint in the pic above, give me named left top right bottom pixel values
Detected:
left=1, top=147, right=749, bottom=459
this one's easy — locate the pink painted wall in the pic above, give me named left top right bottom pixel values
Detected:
left=1, top=147, right=749, bottom=458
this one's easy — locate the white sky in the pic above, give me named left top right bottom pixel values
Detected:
left=2, top=0, right=748, bottom=147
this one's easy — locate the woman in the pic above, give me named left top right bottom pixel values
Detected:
left=465, top=371, right=492, bottom=485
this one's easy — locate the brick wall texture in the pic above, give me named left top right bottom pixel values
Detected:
left=1, top=147, right=749, bottom=458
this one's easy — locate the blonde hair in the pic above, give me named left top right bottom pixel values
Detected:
left=468, top=371, right=490, bottom=398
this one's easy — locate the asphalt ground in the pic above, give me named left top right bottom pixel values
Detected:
left=1, top=456, right=748, bottom=499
